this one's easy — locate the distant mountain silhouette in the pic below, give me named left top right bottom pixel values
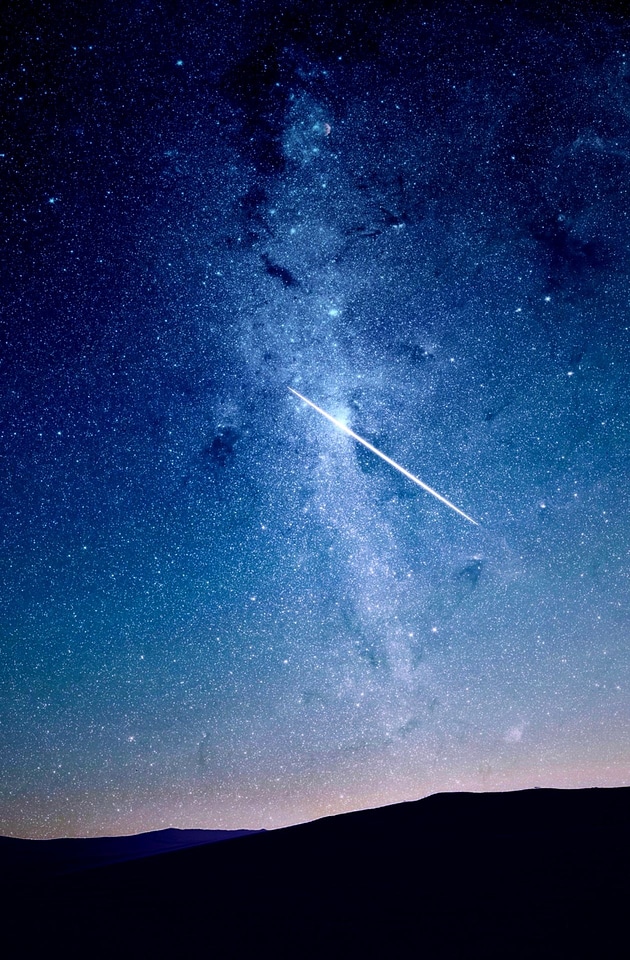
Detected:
left=0, top=827, right=260, bottom=881
left=3, top=788, right=628, bottom=958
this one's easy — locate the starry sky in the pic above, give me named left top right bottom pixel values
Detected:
left=2, top=0, right=629, bottom=838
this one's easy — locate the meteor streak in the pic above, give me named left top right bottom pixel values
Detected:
left=288, top=387, right=479, bottom=526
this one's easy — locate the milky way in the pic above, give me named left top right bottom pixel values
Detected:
left=1, top=1, right=629, bottom=837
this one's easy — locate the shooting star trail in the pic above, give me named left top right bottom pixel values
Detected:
left=288, top=387, right=479, bottom=526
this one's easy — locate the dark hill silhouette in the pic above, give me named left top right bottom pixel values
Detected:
left=3, top=787, right=628, bottom=958
left=0, top=827, right=259, bottom=881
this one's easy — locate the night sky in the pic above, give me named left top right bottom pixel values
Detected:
left=2, top=1, right=629, bottom=839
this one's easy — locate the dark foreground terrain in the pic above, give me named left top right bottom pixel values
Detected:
left=3, top=787, right=628, bottom=958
